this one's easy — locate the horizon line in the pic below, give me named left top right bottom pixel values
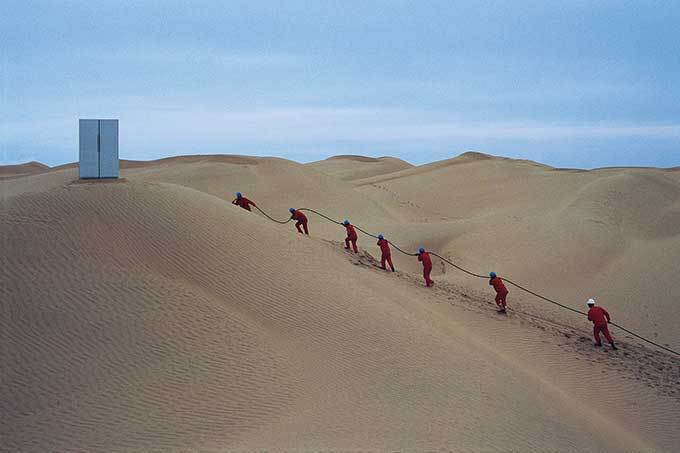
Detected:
left=3, top=151, right=679, bottom=173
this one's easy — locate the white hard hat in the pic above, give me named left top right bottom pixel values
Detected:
left=586, top=298, right=596, bottom=305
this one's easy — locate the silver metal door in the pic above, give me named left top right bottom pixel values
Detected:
left=79, top=119, right=99, bottom=178
left=99, top=120, right=119, bottom=178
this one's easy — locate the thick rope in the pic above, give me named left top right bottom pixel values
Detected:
left=251, top=204, right=679, bottom=357
left=609, top=322, right=678, bottom=356
left=429, top=252, right=487, bottom=279
left=299, top=208, right=419, bottom=256
left=499, top=277, right=588, bottom=317
left=298, top=208, right=343, bottom=225
left=253, top=205, right=291, bottom=224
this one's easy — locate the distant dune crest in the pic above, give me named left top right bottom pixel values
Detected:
left=2, top=151, right=678, bottom=451
left=0, top=161, right=49, bottom=178
left=5, top=151, right=679, bottom=173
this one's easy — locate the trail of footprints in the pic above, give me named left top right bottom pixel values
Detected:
left=334, top=241, right=680, bottom=399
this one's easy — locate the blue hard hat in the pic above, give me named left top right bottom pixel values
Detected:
left=236, top=192, right=242, bottom=198
left=418, top=247, right=425, bottom=253
left=489, top=272, right=497, bottom=278
left=343, top=219, right=350, bottom=225
left=289, top=207, right=296, bottom=213
left=378, top=234, right=384, bottom=240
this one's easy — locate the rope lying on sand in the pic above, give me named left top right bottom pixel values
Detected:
left=252, top=204, right=679, bottom=357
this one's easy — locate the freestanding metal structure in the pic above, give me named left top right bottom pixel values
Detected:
left=79, top=119, right=119, bottom=179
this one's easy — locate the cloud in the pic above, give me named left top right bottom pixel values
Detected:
left=5, top=107, right=680, bottom=145
left=115, top=107, right=680, bottom=142
left=69, top=48, right=303, bottom=68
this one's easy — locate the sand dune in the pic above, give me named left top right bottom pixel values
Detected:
left=0, top=161, right=49, bottom=179
left=307, top=155, right=414, bottom=181
left=351, top=152, right=680, bottom=349
left=120, top=155, right=411, bottom=237
left=1, top=153, right=678, bottom=451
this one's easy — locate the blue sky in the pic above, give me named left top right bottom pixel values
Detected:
left=2, top=0, right=679, bottom=168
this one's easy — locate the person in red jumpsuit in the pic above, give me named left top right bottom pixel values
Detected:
left=586, top=298, right=618, bottom=350
left=343, top=219, right=358, bottom=253
left=232, top=192, right=257, bottom=211
left=489, top=272, right=509, bottom=313
left=417, top=247, right=434, bottom=287
left=289, top=208, right=309, bottom=235
left=377, top=234, right=395, bottom=272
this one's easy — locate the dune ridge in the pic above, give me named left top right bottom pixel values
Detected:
left=307, top=155, right=414, bottom=181
left=2, top=153, right=679, bottom=451
left=0, top=161, right=50, bottom=179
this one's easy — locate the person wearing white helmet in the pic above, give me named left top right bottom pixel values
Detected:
left=586, top=298, right=618, bottom=350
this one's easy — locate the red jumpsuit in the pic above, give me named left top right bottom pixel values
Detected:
left=377, top=238, right=395, bottom=271
left=587, top=306, right=614, bottom=345
left=418, top=251, right=434, bottom=287
left=344, top=224, right=358, bottom=253
left=291, top=210, right=309, bottom=235
left=489, top=276, right=509, bottom=309
left=232, top=197, right=256, bottom=211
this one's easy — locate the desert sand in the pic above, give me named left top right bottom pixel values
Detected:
left=0, top=161, right=49, bottom=179
left=1, top=152, right=678, bottom=451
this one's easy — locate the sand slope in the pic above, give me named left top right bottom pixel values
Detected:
left=120, top=155, right=414, bottom=238
left=1, top=154, right=679, bottom=451
left=353, top=152, right=680, bottom=349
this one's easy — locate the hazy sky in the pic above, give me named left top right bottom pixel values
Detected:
left=2, top=0, right=679, bottom=168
